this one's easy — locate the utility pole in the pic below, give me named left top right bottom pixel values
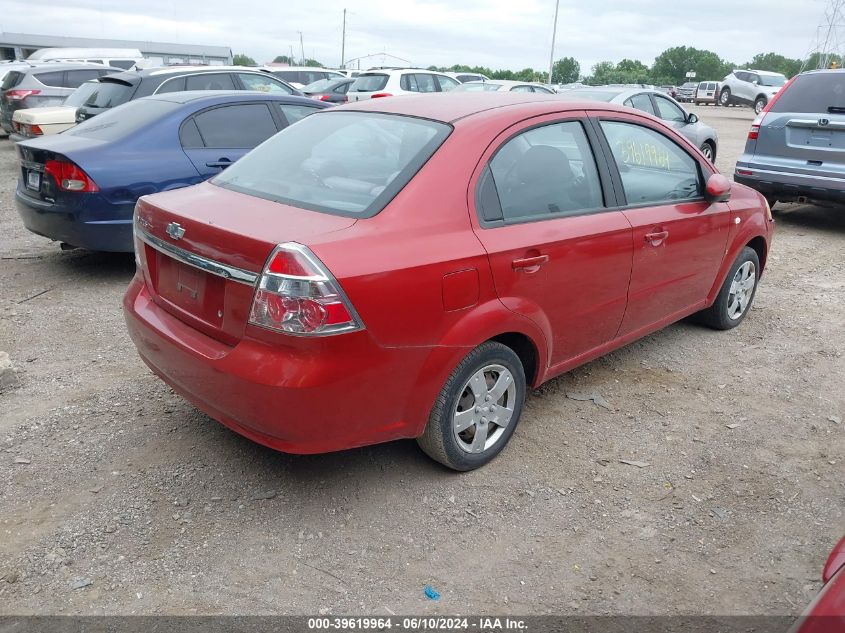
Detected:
left=289, top=45, right=294, bottom=65
left=299, top=31, right=306, bottom=65
left=341, top=8, right=347, bottom=68
left=547, top=0, right=560, bottom=85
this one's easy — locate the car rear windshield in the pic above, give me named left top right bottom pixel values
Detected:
left=1, top=71, right=24, bottom=91
left=68, top=78, right=134, bottom=109
left=213, top=111, right=451, bottom=217
left=302, top=78, right=334, bottom=92
left=770, top=72, right=845, bottom=113
left=350, top=74, right=389, bottom=92
left=66, top=98, right=174, bottom=140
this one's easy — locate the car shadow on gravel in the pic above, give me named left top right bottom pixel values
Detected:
left=7, top=248, right=136, bottom=282
left=773, top=203, right=845, bottom=233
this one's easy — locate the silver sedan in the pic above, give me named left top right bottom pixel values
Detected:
left=452, top=80, right=556, bottom=94
left=557, top=87, right=719, bottom=161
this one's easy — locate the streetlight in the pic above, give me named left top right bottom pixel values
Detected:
left=548, top=0, right=560, bottom=85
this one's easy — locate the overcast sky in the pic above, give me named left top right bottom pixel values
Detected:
left=1, top=0, right=825, bottom=72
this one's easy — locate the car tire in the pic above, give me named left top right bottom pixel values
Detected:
left=695, top=246, right=760, bottom=330
left=754, top=96, right=767, bottom=114
left=720, top=88, right=731, bottom=106
left=417, top=341, right=526, bottom=471
left=700, top=141, right=716, bottom=162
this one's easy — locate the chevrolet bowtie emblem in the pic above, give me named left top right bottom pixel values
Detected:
left=166, top=222, right=185, bottom=240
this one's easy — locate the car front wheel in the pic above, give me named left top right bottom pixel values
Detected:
left=700, top=141, right=715, bottom=162
left=720, top=88, right=731, bottom=106
left=417, top=341, right=526, bottom=471
left=695, top=246, right=760, bottom=330
left=754, top=96, right=767, bottom=114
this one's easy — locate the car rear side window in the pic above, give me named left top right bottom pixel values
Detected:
left=156, top=77, right=186, bottom=93
left=1, top=71, right=24, bottom=90
left=485, top=121, right=604, bottom=223
left=625, top=93, right=655, bottom=115
left=185, top=73, right=237, bottom=91
left=66, top=69, right=104, bottom=88
left=600, top=121, right=701, bottom=205
left=193, top=103, right=278, bottom=148
left=213, top=111, right=451, bottom=217
left=770, top=72, right=845, bottom=113
left=238, top=73, right=293, bottom=94
left=350, top=74, right=389, bottom=92
left=179, top=118, right=204, bottom=149
left=34, top=71, right=64, bottom=87
left=436, top=75, right=460, bottom=91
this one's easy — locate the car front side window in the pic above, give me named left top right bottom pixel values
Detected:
left=653, top=96, right=686, bottom=123
left=599, top=120, right=702, bottom=206
left=481, top=120, right=604, bottom=223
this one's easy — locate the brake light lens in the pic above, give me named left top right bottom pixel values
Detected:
left=44, top=159, right=99, bottom=192
left=748, top=121, right=761, bottom=140
left=317, top=95, right=331, bottom=101
left=371, top=92, right=393, bottom=98
left=4, top=89, right=40, bottom=102
left=249, top=242, right=363, bottom=336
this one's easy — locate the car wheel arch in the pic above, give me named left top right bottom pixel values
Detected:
left=400, top=304, right=549, bottom=437
left=707, top=227, right=769, bottom=306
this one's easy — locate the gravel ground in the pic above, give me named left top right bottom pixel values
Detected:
left=0, top=104, right=843, bottom=616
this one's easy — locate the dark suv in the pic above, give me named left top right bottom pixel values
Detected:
left=735, top=69, right=845, bottom=206
left=1, top=62, right=120, bottom=133
left=72, top=66, right=300, bottom=123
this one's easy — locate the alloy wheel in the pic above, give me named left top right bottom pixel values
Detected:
left=452, top=364, right=516, bottom=454
left=727, top=261, right=756, bottom=320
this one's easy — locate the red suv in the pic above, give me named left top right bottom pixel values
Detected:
left=124, top=93, right=774, bottom=471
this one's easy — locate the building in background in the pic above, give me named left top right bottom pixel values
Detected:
left=0, top=32, right=232, bottom=66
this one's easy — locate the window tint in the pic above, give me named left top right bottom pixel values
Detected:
left=456, top=74, right=482, bottom=82
left=487, top=121, right=604, bottom=222
left=511, top=85, right=533, bottom=93
left=600, top=121, right=701, bottom=205
left=758, top=74, right=786, bottom=87
left=278, top=103, right=319, bottom=124
left=771, top=72, right=845, bottom=113
left=156, top=77, right=186, bottom=93
left=238, top=73, right=293, bottom=94
left=213, top=111, right=450, bottom=217
left=748, top=74, right=760, bottom=84
left=67, top=79, right=134, bottom=108
left=1, top=71, right=25, bottom=90
left=334, top=81, right=351, bottom=94
left=271, top=70, right=300, bottom=83
left=179, top=118, right=204, bottom=149
left=194, top=104, right=278, bottom=148
left=350, top=74, right=388, bottom=92
left=436, top=75, right=460, bottom=91
left=185, top=73, right=237, bottom=91
left=34, top=71, right=64, bottom=87
left=653, top=96, right=686, bottom=122
left=65, top=69, right=103, bottom=88
left=400, top=74, right=416, bottom=91
left=625, top=93, right=655, bottom=115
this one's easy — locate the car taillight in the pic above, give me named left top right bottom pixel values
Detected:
left=249, top=242, right=363, bottom=336
left=4, top=89, right=40, bottom=102
left=44, top=159, right=99, bottom=192
left=371, top=92, right=393, bottom=98
left=318, top=95, right=331, bottom=101
left=343, top=95, right=348, bottom=103
left=748, top=121, right=761, bottom=140
left=25, top=124, right=43, bottom=136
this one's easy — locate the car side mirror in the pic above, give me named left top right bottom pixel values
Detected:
left=687, top=113, right=698, bottom=124
left=752, top=79, right=759, bottom=85
left=705, top=174, right=731, bottom=202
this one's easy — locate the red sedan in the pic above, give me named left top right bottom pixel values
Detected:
left=124, top=93, right=774, bottom=471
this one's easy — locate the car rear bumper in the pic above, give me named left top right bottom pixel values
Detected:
left=123, top=275, right=435, bottom=454
left=734, top=165, right=845, bottom=204
left=15, top=186, right=134, bottom=252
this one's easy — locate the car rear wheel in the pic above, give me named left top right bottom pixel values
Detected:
left=417, top=341, right=526, bottom=471
left=700, top=141, right=715, bottom=162
left=754, top=96, right=767, bottom=114
left=720, top=88, right=731, bottom=106
left=695, top=246, right=760, bottom=330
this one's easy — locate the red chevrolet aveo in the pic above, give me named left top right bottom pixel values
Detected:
left=124, top=93, right=774, bottom=471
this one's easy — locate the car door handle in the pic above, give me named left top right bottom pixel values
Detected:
left=512, top=255, right=549, bottom=272
left=644, top=230, right=669, bottom=246
left=206, top=159, right=232, bottom=168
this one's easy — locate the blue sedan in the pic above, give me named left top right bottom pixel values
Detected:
left=15, top=91, right=328, bottom=252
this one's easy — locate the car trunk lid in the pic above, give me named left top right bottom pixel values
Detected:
left=134, top=182, right=357, bottom=345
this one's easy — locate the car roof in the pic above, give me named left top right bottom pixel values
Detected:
left=338, top=92, right=632, bottom=123
left=138, top=90, right=318, bottom=105
left=738, top=69, right=785, bottom=76
left=269, top=66, right=341, bottom=72
left=17, top=62, right=119, bottom=73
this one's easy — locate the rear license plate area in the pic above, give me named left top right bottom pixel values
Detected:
left=156, top=254, right=225, bottom=327
left=26, top=170, right=40, bottom=191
